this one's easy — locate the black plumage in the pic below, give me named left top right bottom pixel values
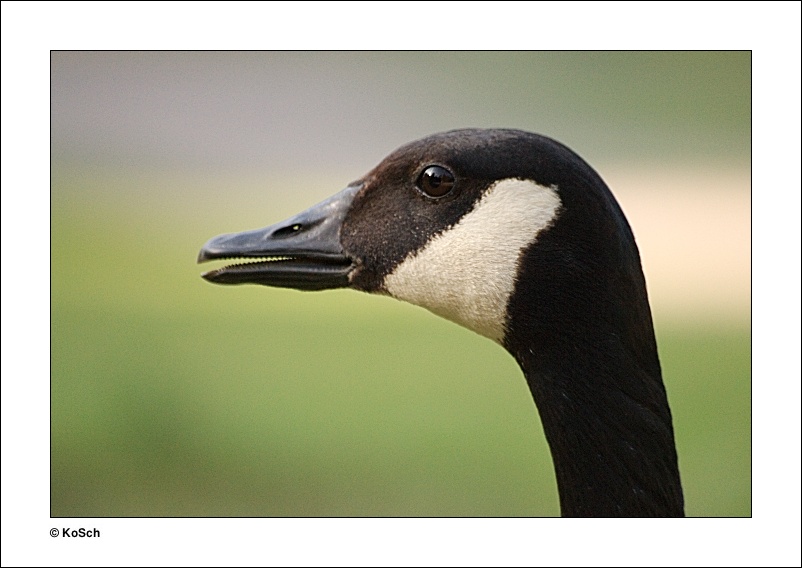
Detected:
left=199, top=129, right=684, bottom=517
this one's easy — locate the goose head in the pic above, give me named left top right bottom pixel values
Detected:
left=198, top=128, right=684, bottom=517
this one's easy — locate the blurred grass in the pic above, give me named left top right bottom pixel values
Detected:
left=50, top=173, right=751, bottom=517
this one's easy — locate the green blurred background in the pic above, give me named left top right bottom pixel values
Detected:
left=51, top=51, right=751, bottom=517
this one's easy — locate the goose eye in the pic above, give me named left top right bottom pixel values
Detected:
left=417, top=165, right=455, bottom=198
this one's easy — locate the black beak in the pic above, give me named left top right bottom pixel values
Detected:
left=197, top=185, right=359, bottom=291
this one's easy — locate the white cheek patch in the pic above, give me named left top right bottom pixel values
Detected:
left=383, top=178, right=562, bottom=343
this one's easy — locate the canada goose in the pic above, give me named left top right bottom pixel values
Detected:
left=198, top=128, right=684, bottom=517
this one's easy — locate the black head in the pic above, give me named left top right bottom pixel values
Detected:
left=198, top=128, right=638, bottom=345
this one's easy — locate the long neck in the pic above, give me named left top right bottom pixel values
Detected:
left=504, top=220, right=684, bottom=516
left=514, top=337, right=684, bottom=517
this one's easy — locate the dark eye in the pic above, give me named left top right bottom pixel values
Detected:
left=417, top=165, right=455, bottom=198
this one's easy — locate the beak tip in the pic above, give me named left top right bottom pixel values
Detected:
left=197, top=238, right=221, bottom=263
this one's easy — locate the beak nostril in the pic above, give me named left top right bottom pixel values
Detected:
left=272, top=223, right=304, bottom=238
